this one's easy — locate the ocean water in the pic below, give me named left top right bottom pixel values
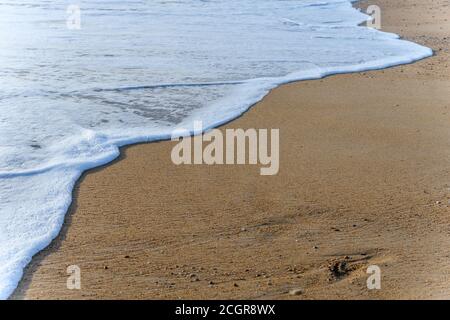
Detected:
left=0, top=0, right=431, bottom=299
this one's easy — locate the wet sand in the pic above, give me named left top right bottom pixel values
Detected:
left=11, top=0, right=450, bottom=299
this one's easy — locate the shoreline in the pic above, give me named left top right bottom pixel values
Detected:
left=11, top=0, right=450, bottom=299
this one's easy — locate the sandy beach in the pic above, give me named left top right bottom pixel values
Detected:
left=11, top=0, right=450, bottom=299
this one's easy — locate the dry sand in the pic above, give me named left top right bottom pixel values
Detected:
left=11, top=0, right=450, bottom=299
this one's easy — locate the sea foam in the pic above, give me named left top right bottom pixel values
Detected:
left=0, top=0, right=432, bottom=299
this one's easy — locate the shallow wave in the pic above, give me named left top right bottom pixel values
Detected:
left=0, top=0, right=432, bottom=299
